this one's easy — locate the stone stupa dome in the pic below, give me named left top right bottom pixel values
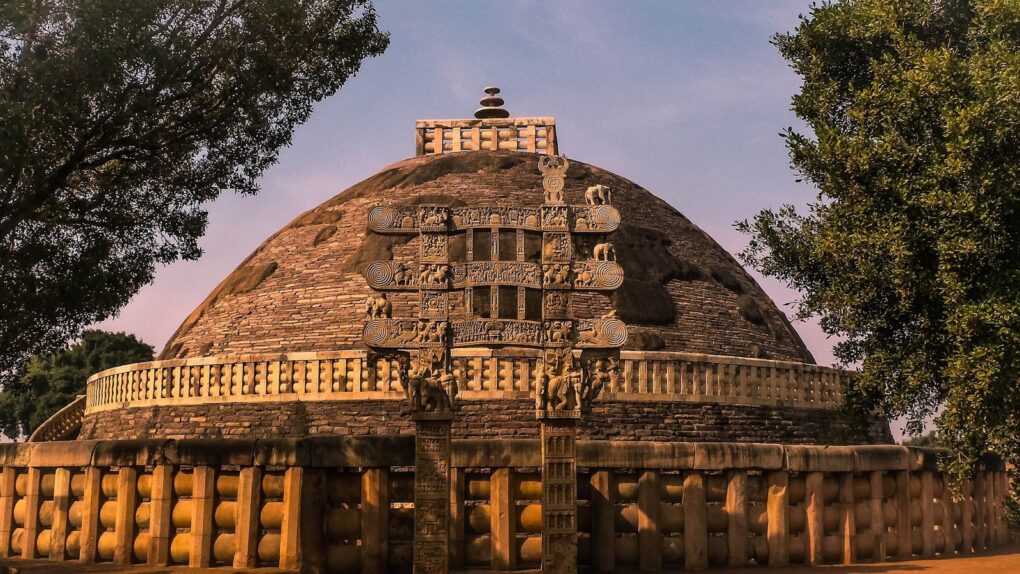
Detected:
left=65, top=90, right=889, bottom=446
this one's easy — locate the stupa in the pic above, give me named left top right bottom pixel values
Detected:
left=3, top=89, right=1009, bottom=574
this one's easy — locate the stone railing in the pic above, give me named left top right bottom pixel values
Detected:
left=28, top=396, right=86, bottom=443
left=0, top=439, right=1009, bottom=571
left=415, top=118, right=558, bottom=156
left=84, top=350, right=850, bottom=414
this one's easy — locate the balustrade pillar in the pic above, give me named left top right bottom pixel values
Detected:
left=726, top=471, right=749, bottom=566
left=766, top=471, right=789, bottom=566
left=361, top=468, right=389, bottom=574
left=491, top=468, right=516, bottom=570
left=147, top=465, right=174, bottom=566
left=590, top=470, right=615, bottom=571
left=683, top=472, right=708, bottom=570
left=49, top=467, right=71, bottom=561
left=0, top=467, right=15, bottom=557
left=638, top=470, right=661, bottom=572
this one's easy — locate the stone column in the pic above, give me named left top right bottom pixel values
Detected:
left=540, top=417, right=578, bottom=574
left=413, top=412, right=453, bottom=574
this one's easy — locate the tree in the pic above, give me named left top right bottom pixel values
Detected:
left=738, top=0, right=1020, bottom=483
left=901, top=431, right=943, bottom=449
left=0, top=330, right=153, bottom=438
left=0, top=0, right=388, bottom=384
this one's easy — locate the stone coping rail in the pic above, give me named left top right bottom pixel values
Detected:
left=84, top=349, right=850, bottom=414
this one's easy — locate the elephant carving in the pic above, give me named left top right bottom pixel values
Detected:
left=585, top=184, right=613, bottom=205
left=593, top=241, right=616, bottom=261
left=364, top=294, right=392, bottom=318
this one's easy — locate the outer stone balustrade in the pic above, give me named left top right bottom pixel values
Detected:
left=0, top=439, right=1008, bottom=572
left=84, top=349, right=849, bottom=414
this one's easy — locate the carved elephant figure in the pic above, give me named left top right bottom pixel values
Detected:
left=364, top=294, right=391, bottom=318
left=593, top=241, right=616, bottom=261
left=585, top=184, right=612, bottom=206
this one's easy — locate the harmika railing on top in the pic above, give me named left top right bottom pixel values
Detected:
left=84, top=349, right=848, bottom=414
left=415, top=118, right=558, bottom=156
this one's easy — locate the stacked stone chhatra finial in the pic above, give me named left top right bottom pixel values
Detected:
left=474, top=86, right=510, bottom=119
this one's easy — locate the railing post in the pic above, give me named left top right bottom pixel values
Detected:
left=920, top=470, right=935, bottom=557
left=360, top=468, right=388, bottom=574
left=79, top=466, right=101, bottom=562
left=491, top=467, right=516, bottom=570
left=726, top=470, right=749, bottom=566
left=147, top=464, right=174, bottom=565
left=805, top=471, right=824, bottom=564
left=839, top=473, right=855, bottom=564
left=961, top=479, right=974, bottom=553
left=21, top=467, right=41, bottom=559
left=233, top=466, right=262, bottom=569
left=113, top=466, right=138, bottom=566
left=895, top=471, right=912, bottom=559
left=449, top=467, right=465, bottom=571
left=869, top=471, right=886, bottom=562
left=0, top=467, right=16, bottom=557
left=49, top=467, right=72, bottom=561
left=766, top=471, right=789, bottom=566
left=974, top=471, right=986, bottom=551
left=190, top=466, right=215, bottom=568
left=638, top=470, right=661, bottom=572
left=683, top=472, right=708, bottom=570
left=590, top=470, right=615, bottom=571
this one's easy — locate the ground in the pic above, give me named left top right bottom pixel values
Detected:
left=0, top=546, right=1019, bottom=573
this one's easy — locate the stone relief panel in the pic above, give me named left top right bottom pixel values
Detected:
left=420, top=234, right=448, bottom=262
left=451, top=319, right=543, bottom=347
left=363, top=319, right=449, bottom=348
left=542, top=233, right=572, bottom=263
left=368, top=204, right=618, bottom=234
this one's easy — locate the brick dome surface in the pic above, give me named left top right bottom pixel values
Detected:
left=159, top=151, right=814, bottom=363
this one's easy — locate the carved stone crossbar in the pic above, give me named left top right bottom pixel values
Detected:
left=367, top=204, right=620, bottom=234
left=363, top=260, right=624, bottom=291
left=362, top=317, right=628, bottom=349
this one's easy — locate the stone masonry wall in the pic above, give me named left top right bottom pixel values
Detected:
left=79, top=399, right=893, bottom=445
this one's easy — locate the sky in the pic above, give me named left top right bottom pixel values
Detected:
left=97, top=2, right=911, bottom=435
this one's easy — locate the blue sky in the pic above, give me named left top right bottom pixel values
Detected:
left=100, top=2, right=861, bottom=387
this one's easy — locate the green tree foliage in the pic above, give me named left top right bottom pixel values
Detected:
left=738, top=0, right=1020, bottom=483
left=0, top=0, right=388, bottom=384
left=0, top=330, right=153, bottom=438
left=902, top=431, right=944, bottom=448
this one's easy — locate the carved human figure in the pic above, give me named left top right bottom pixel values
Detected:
left=584, top=184, right=613, bottom=205
left=534, top=360, right=550, bottom=410
left=581, top=356, right=618, bottom=406
left=593, top=241, right=616, bottom=261
left=363, top=294, right=392, bottom=318
left=546, top=364, right=581, bottom=411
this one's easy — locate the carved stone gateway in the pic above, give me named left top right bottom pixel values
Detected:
left=362, top=153, right=626, bottom=573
